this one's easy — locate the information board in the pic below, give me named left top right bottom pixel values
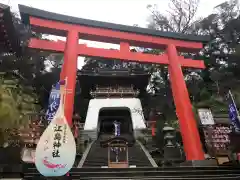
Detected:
left=203, top=125, right=231, bottom=156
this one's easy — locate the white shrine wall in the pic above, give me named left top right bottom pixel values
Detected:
left=84, top=98, right=146, bottom=131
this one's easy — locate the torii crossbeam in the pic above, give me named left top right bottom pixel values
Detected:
left=19, top=4, right=209, bottom=161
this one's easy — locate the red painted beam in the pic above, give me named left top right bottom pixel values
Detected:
left=29, top=38, right=205, bottom=68
left=29, top=17, right=203, bottom=52
left=29, top=39, right=65, bottom=52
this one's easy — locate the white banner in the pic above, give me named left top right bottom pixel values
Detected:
left=198, top=108, right=215, bottom=125
left=35, top=83, right=76, bottom=177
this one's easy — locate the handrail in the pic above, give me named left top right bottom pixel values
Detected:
left=136, top=140, right=158, bottom=167
left=77, top=141, right=95, bottom=168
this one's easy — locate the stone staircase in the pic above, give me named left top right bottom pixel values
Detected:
left=9, top=132, right=240, bottom=179
left=21, top=165, right=240, bottom=179
left=79, top=130, right=97, bottom=141
left=82, top=139, right=108, bottom=167
left=128, top=141, right=155, bottom=167
left=81, top=135, right=154, bottom=167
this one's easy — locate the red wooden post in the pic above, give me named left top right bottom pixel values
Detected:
left=61, top=30, right=79, bottom=126
left=151, top=121, right=156, bottom=137
left=167, top=44, right=205, bottom=160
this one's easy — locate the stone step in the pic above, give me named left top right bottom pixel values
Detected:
left=21, top=166, right=240, bottom=179
left=82, top=142, right=152, bottom=167
left=70, top=174, right=240, bottom=180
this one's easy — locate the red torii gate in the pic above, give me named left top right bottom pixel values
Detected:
left=19, top=5, right=208, bottom=161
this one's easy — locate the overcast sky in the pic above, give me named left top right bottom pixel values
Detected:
left=0, top=0, right=227, bottom=69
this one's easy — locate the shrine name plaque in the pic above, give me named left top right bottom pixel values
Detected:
left=101, top=137, right=132, bottom=168
left=108, top=143, right=129, bottom=168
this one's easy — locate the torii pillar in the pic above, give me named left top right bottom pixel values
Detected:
left=60, top=30, right=79, bottom=127
left=167, top=44, right=204, bottom=160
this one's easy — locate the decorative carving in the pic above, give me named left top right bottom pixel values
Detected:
left=90, top=85, right=140, bottom=98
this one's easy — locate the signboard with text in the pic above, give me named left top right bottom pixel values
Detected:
left=35, top=116, right=76, bottom=176
left=198, top=108, right=215, bottom=125
left=203, top=125, right=231, bottom=156
left=35, top=82, right=76, bottom=177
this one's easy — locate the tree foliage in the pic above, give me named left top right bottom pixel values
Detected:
left=80, top=0, right=240, bottom=128
left=0, top=14, right=52, bottom=145
left=146, top=0, right=240, bottom=120
left=147, top=0, right=200, bottom=33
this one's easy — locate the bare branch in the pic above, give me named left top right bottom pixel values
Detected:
left=147, top=0, right=200, bottom=34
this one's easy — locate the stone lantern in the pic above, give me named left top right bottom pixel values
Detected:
left=162, top=123, right=183, bottom=166
left=163, top=124, right=176, bottom=148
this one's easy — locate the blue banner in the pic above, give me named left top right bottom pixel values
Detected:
left=113, top=121, right=120, bottom=136
left=45, top=82, right=61, bottom=121
left=227, top=90, right=240, bottom=132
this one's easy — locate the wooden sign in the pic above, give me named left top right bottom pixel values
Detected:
left=203, top=125, right=231, bottom=156
left=108, top=141, right=129, bottom=168
left=35, top=83, right=76, bottom=177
